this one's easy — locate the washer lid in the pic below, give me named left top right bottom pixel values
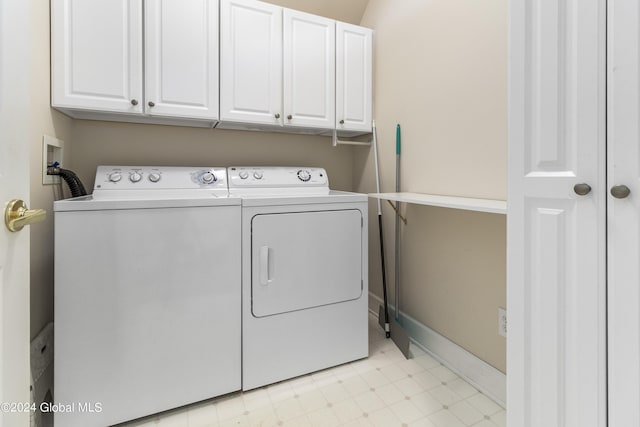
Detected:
left=53, top=194, right=241, bottom=212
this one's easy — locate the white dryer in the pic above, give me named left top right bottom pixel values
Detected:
left=54, top=166, right=241, bottom=427
left=228, top=166, right=368, bottom=390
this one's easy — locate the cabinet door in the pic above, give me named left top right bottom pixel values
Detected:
left=145, top=0, right=219, bottom=120
left=220, top=0, right=282, bottom=125
left=508, top=0, right=607, bottom=426
left=51, top=0, right=143, bottom=113
left=336, top=22, right=372, bottom=133
left=283, top=9, right=335, bottom=129
left=251, top=210, right=362, bottom=318
left=608, top=0, right=640, bottom=424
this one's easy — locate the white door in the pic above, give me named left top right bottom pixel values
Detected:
left=251, top=210, right=362, bottom=317
left=283, top=9, right=335, bottom=129
left=144, top=0, right=219, bottom=120
left=51, top=0, right=143, bottom=114
left=507, top=1, right=607, bottom=426
left=219, top=0, right=282, bottom=125
left=607, top=0, right=640, bottom=424
left=336, top=22, right=372, bottom=134
left=0, top=1, right=32, bottom=425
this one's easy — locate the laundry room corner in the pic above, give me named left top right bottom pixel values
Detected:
left=28, top=0, right=74, bottom=342
left=25, top=1, right=75, bottom=423
left=354, top=0, right=508, bottom=381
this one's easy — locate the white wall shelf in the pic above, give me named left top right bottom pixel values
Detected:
left=369, top=192, right=507, bottom=215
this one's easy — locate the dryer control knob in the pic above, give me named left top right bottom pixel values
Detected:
left=201, top=172, right=217, bottom=184
left=253, top=171, right=264, bottom=180
left=129, top=172, right=142, bottom=183
left=239, top=171, right=249, bottom=180
left=148, top=173, right=161, bottom=183
left=108, top=172, right=122, bottom=182
left=297, top=169, right=311, bottom=182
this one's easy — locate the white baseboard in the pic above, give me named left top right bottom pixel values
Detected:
left=368, top=293, right=506, bottom=407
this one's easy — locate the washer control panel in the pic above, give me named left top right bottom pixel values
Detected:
left=228, top=167, right=328, bottom=190
left=94, top=166, right=228, bottom=193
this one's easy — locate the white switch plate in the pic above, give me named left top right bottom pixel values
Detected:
left=498, top=307, right=507, bottom=338
left=42, top=135, right=64, bottom=185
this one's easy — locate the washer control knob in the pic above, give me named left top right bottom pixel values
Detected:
left=129, top=172, right=142, bottom=183
left=108, top=172, right=122, bottom=182
left=148, top=172, right=161, bottom=183
left=201, top=172, right=217, bottom=184
left=253, top=171, right=264, bottom=180
left=239, top=171, right=249, bottom=180
left=297, top=169, right=311, bottom=182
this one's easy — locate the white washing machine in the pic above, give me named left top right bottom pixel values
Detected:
left=54, top=166, right=241, bottom=427
left=228, top=166, right=368, bottom=390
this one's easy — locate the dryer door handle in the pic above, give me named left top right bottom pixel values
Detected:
left=259, top=246, right=272, bottom=285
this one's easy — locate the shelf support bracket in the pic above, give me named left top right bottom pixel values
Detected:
left=386, top=200, right=408, bottom=225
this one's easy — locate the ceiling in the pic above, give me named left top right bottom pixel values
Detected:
left=262, top=0, right=370, bottom=25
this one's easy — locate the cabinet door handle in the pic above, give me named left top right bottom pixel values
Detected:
left=275, top=113, right=280, bottom=119
left=339, top=119, right=345, bottom=125
left=287, top=115, right=292, bottom=120
left=573, top=183, right=591, bottom=196
left=130, top=99, right=138, bottom=106
left=611, top=185, right=631, bottom=199
left=148, top=101, right=155, bottom=107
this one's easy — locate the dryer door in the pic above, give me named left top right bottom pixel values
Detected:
left=251, top=209, right=363, bottom=317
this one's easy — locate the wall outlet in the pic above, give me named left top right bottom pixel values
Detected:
left=498, top=307, right=507, bottom=338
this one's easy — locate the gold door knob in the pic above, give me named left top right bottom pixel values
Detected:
left=5, top=199, right=46, bottom=232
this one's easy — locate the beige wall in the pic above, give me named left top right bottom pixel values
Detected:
left=357, top=0, right=508, bottom=372
left=68, top=122, right=354, bottom=192
left=265, top=0, right=369, bottom=25
left=29, top=0, right=73, bottom=339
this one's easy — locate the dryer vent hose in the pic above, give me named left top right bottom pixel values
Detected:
left=47, top=164, right=88, bottom=198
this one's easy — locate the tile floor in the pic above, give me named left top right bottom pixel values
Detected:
left=121, top=314, right=506, bottom=427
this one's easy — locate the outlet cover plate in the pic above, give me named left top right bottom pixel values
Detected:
left=42, top=135, right=64, bottom=185
left=498, top=307, right=507, bottom=338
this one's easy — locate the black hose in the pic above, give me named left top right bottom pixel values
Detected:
left=47, top=167, right=88, bottom=198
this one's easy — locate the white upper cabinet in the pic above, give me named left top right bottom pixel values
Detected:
left=144, top=0, right=219, bottom=120
left=220, top=1, right=341, bottom=131
left=52, top=0, right=219, bottom=123
left=336, top=22, right=372, bottom=134
left=219, top=0, right=282, bottom=125
left=283, top=9, right=335, bottom=129
left=52, top=0, right=372, bottom=133
left=51, top=0, right=143, bottom=114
